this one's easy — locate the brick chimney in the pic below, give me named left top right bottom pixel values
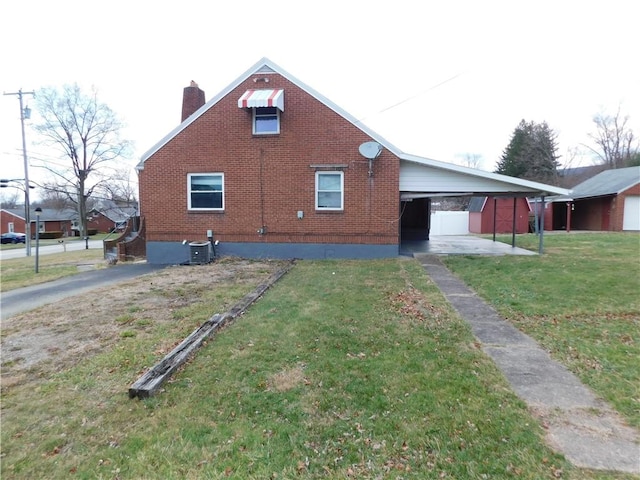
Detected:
left=181, top=80, right=205, bottom=122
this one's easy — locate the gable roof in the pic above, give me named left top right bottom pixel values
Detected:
left=136, top=57, right=401, bottom=168
left=4, top=208, right=77, bottom=222
left=89, top=199, right=135, bottom=223
left=552, top=166, right=640, bottom=200
left=468, top=197, right=487, bottom=212
left=1, top=208, right=25, bottom=220
left=137, top=57, right=570, bottom=197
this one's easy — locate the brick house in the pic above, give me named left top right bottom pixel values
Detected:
left=2, top=208, right=75, bottom=237
left=547, top=166, right=640, bottom=231
left=87, top=200, right=137, bottom=234
left=136, top=58, right=569, bottom=264
left=1, top=208, right=25, bottom=234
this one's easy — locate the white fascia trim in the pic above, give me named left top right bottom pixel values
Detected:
left=399, top=154, right=571, bottom=196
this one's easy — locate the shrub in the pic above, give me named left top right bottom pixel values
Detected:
left=37, top=231, right=64, bottom=240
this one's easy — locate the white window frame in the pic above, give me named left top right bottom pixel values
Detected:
left=8, top=222, right=14, bottom=233
left=253, top=107, right=280, bottom=135
left=188, top=173, right=225, bottom=211
left=315, top=171, right=344, bottom=211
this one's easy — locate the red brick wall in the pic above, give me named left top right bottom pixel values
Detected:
left=1, top=210, right=25, bottom=234
left=87, top=213, right=115, bottom=233
left=139, top=74, right=400, bottom=247
left=39, top=220, right=72, bottom=234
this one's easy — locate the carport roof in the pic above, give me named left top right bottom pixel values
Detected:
left=399, top=154, right=570, bottom=198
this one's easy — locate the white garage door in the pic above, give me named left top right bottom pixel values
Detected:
left=623, top=195, right=640, bottom=230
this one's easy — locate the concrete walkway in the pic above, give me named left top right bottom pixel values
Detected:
left=416, top=254, right=639, bottom=474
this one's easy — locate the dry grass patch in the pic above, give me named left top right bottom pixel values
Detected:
left=0, top=258, right=287, bottom=391
left=268, top=363, right=308, bottom=392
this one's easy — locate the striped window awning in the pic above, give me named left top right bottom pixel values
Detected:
left=238, top=89, right=284, bottom=111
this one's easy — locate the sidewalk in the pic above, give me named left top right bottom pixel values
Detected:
left=416, top=254, right=639, bottom=474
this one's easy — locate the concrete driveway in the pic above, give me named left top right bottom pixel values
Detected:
left=401, top=235, right=536, bottom=256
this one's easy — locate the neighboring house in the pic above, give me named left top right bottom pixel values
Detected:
left=548, top=166, right=640, bottom=231
left=136, top=58, right=570, bottom=264
left=87, top=199, right=137, bottom=233
left=1, top=208, right=25, bottom=234
left=468, top=197, right=532, bottom=234
left=2, top=208, right=77, bottom=237
left=30, top=208, right=76, bottom=237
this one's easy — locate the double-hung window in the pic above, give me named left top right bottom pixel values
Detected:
left=253, top=107, right=280, bottom=134
left=188, top=173, right=224, bottom=211
left=315, top=171, right=343, bottom=210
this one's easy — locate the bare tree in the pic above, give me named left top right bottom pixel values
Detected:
left=37, top=181, right=75, bottom=210
left=34, top=84, right=131, bottom=238
left=454, top=153, right=484, bottom=170
left=94, top=167, right=138, bottom=206
left=0, top=190, right=21, bottom=209
left=555, top=146, right=606, bottom=188
left=585, top=106, right=638, bottom=168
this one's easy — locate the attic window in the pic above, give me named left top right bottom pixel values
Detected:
left=251, top=107, right=277, bottom=134
left=239, top=89, right=284, bottom=135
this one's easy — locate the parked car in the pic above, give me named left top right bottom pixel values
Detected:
left=1, top=232, right=26, bottom=244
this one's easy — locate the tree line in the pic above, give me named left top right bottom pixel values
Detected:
left=495, top=108, right=639, bottom=185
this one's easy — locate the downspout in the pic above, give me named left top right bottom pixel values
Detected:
left=258, top=148, right=266, bottom=238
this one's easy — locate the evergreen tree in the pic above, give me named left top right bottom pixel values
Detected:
left=495, top=120, right=560, bottom=184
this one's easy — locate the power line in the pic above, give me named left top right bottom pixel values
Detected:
left=355, top=72, right=465, bottom=123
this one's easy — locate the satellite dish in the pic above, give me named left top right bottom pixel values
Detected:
left=358, top=141, right=383, bottom=160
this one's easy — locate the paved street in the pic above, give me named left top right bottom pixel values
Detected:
left=0, top=239, right=104, bottom=261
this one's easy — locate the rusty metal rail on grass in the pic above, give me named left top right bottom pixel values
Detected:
left=128, top=260, right=295, bottom=399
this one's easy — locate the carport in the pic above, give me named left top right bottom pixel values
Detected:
left=397, top=154, right=571, bottom=254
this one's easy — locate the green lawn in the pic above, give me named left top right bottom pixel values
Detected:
left=0, top=233, right=114, bottom=291
left=0, top=249, right=106, bottom=292
left=443, top=232, right=640, bottom=430
left=1, top=234, right=638, bottom=479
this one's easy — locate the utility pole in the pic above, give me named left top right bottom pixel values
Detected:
left=4, top=89, right=35, bottom=256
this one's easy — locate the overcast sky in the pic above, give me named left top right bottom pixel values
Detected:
left=2, top=0, right=638, bottom=198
